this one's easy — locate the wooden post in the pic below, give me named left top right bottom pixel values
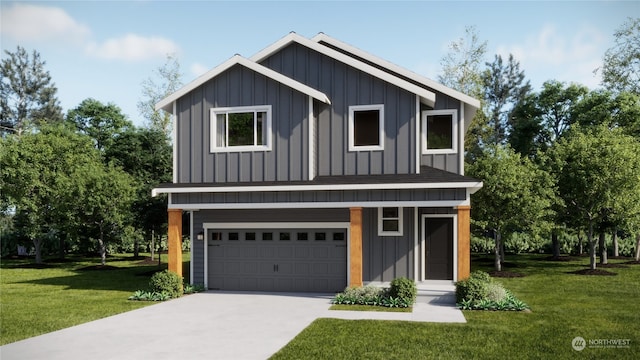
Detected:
left=168, top=209, right=183, bottom=277
left=457, top=205, right=471, bottom=281
left=349, top=207, right=363, bottom=287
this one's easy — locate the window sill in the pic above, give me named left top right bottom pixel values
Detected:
left=422, top=149, right=458, bottom=155
left=349, top=145, right=384, bottom=152
left=210, top=146, right=272, bottom=153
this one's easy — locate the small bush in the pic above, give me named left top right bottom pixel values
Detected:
left=485, top=282, right=507, bottom=302
left=183, top=283, right=206, bottom=294
left=455, top=271, right=491, bottom=303
left=388, top=277, right=417, bottom=304
left=149, top=270, right=183, bottom=298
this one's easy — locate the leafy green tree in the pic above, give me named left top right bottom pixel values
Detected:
left=66, top=98, right=132, bottom=152
left=0, top=125, right=100, bottom=263
left=547, top=126, right=640, bottom=270
left=482, top=54, right=531, bottom=145
left=1, top=46, right=63, bottom=136
left=138, top=54, right=183, bottom=137
left=438, top=26, right=487, bottom=99
left=71, top=162, right=135, bottom=265
left=600, top=17, right=640, bottom=95
left=467, top=145, right=555, bottom=271
left=105, top=127, right=172, bottom=257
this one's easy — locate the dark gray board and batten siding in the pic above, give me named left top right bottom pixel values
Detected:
left=175, top=64, right=311, bottom=184
left=260, top=42, right=418, bottom=177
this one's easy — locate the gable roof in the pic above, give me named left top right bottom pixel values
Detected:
left=250, top=32, right=436, bottom=107
left=310, top=33, right=481, bottom=131
left=155, top=54, right=331, bottom=113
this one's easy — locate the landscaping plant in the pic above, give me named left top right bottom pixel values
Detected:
left=455, top=270, right=529, bottom=311
left=333, top=278, right=417, bottom=309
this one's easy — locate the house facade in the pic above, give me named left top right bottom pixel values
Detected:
left=153, top=33, right=482, bottom=292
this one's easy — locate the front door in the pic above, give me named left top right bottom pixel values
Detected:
left=424, top=217, right=454, bottom=280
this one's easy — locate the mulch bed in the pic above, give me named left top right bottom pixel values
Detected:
left=488, top=271, right=526, bottom=278
left=593, top=263, right=628, bottom=268
left=539, top=256, right=575, bottom=262
left=568, top=269, right=617, bottom=276
left=137, top=257, right=161, bottom=265
left=623, top=260, right=640, bottom=265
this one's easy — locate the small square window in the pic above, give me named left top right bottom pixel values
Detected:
left=378, top=207, right=403, bottom=236
left=262, top=232, right=273, bottom=241
left=211, top=232, right=222, bottom=241
left=315, top=232, right=326, bottom=241
left=332, top=232, right=345, bottom=241
left=246, top=232, right=256, bottom=241
left=349, top=104, right=384, bottom=151
left=279, top=232, right=291, bottom=241
left=297, top=232, right=308, bottom=241
left=422, top=109, right=457, bottom=154
left=229, top=232, right=239, bottom=241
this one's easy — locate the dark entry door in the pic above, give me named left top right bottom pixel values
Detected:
left=424, top=217, right=454, bottom=280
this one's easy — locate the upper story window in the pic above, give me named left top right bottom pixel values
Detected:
left=422, top=109, right=458, bottom=154
left=210, top=105, right=272, bottom=152
left=348, top=104, right=384, bottom=151
left=378, top=207, right=403, bottom=236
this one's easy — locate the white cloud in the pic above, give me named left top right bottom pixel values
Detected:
left=190, top=63, right=210, bottom=77
left=495, top=24, right=606, bottom=89
left=0, top=3, right=90, bottom=43
left=85, top=34, right=180, bottom=62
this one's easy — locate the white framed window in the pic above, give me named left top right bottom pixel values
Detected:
left=210, top=105, right=272, bottom=152
left=378, top=207, right=403, bottom=236
left=348, top=104, right=384, bottom=151
left=422, top=109, right=458, bottom=154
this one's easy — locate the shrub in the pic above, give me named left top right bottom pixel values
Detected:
left=149, top=270, right=183, bottom=298
left=485, top=282, right=507, bottom=302
left=183, top=283, right=206, bottom=294
left=455, top=271, right=491, bottom=303
left=388, top=277, right=417, bottom=305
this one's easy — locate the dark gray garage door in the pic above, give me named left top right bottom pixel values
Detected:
left=207, top=229, right=347, bottom=292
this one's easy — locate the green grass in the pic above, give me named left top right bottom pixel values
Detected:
left=0, top=253, right=190, bottom=345
left=330, top=304, right=412, bottom=312
left=272, top=255, right=640, bottom=359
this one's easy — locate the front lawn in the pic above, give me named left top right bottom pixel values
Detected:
left=271, top=255, right=639, bottom=359
left=0, top=253, right=189, bottom=345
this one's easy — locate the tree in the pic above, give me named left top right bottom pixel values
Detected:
left=0, top=125, right=100, bottom=263
left=467, top=145, right=554, bottom=271
left=548, top=126, right=640, bottom=270
left=1, top=46, right=63, bottom=136
left=66, top=98, right=132, bottom=152
left=482, top=54, right=531, bottom=145
left=438, top=26, right=487, bottom=99
left=105, top=127, right=172, bottom=257
left=137, top=54, right=183, bottom=136
left=600, top=17, right=640, bottom=95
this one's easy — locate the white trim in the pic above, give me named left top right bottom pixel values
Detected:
left=348, top=104, right=384, bottom=151
left=156, top=55, right=331, bottom=112
left=377, top=207, right=403, bottom=236
left=413, top=207, right=419, bottom=282
left=415, top=95, right=421, bottom=174
left=172, top=102, right=177, bottom=183
left=251, top=33, right=436, bottom=107
left=308, top=96, right=315, bottom=180
left=189, top=210, right=194, bottom=284
left=169, top=199, right=470, bottom=210
left=203, top=226, right=208, bottom=288
left=152, top=181, right=483, bottom=196
left=311, top=33, right=480, bottom=109
left=422, top=109, right=458, bottom=155
left=459, top=104, right=465, bottom=175
left=421, top=214, right=458, bottom=282
left=209, top=105, right=272, bottom=153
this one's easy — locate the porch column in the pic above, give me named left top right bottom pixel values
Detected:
left=168, top=209, right=183, bottom=277
left=457, top=205, right=471, bottom=280
left=349, top=207, right=363, bottom=287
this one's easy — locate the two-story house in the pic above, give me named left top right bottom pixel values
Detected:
left=152, top=32, right=482, bottom=292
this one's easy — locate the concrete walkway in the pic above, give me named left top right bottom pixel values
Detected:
left=0, top=291, right=465, bottom=360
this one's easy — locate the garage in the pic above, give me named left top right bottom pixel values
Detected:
left=206, top=227, right=347, bottom=292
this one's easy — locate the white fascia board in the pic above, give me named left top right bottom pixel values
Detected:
left=170, top=199, right=470, bottom=210
left=311, top=33, right=481, bottom=110
left=155, top=54, right=330, bottom=113
left=250, top=33, right=436, bottom=107
left=151, top=181, right=483, bottom=197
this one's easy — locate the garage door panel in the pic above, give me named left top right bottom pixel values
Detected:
left=208, top=228, right=347, bottom=292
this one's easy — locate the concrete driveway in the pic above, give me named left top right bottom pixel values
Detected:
left=1, top=291, right=465, bottom=360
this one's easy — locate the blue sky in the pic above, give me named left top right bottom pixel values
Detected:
left=1, top=1, right=637, bottom=126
